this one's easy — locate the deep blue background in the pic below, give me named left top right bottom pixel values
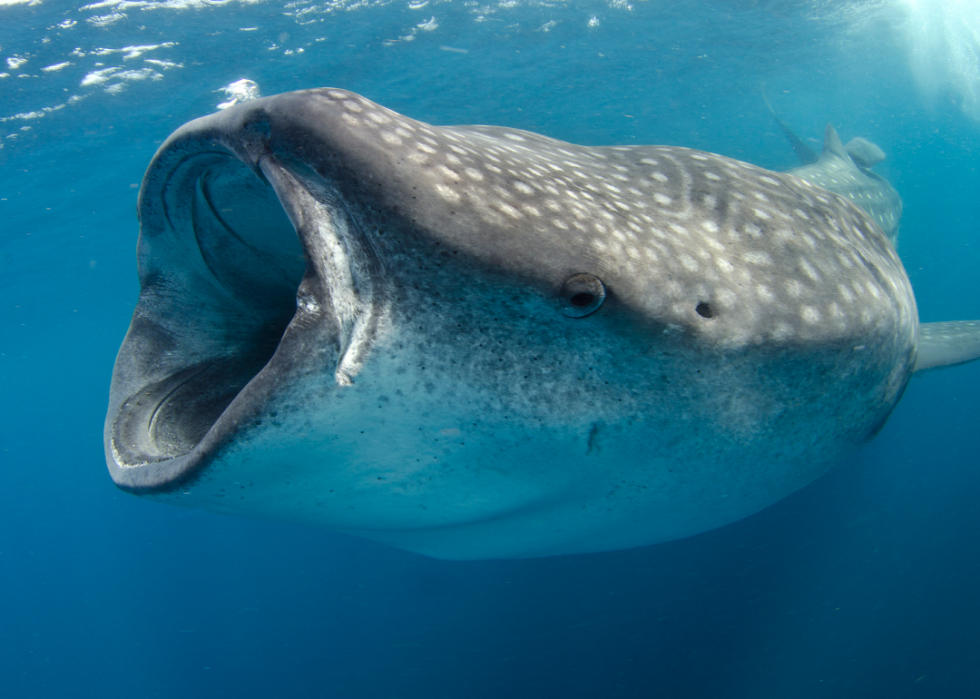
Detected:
left=2, top=1, right=979, bottom=697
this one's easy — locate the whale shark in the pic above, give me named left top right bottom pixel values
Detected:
left=105, top=88, right=980, bottom=559
left=763, top=93, right=903, bottom=245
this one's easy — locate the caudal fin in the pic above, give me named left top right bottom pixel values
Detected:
left=760, top=83, right=818, bottom=166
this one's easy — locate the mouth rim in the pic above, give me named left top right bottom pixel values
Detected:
left=103, top=137, right=312, bottom=492
left=105, top=98, right=397, bottom=493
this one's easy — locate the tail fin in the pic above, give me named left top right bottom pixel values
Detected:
left=760, top=83, right=818, bottom=166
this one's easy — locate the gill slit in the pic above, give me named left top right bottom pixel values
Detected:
left=258, top=154, right=386, bottom=386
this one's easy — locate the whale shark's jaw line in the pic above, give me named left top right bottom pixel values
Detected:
left=108, top=152, right=307, bottom=478
left=106, top=88, right=918, bottom=559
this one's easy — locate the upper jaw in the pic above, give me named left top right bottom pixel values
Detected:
left=257, top=154, right=387, bottom=387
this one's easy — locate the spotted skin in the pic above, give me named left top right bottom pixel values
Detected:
left=105, top=88, right=975, bottom=559
left=762, top=89, right=902, bottom=243
left=783, top=124, right=903, bottom=245
left=286, top=91, right=912, bottom=350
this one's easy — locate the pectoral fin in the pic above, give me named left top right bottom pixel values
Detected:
left=914, top=321, right=980, bottom=373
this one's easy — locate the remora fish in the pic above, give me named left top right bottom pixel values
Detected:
left=763, top=91, right=903, bottom=245
left=105, top=88, right=980, bottom=559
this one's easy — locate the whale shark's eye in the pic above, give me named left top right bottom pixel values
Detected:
left=696, top=302, right=715, bottom=319
left=560, top=273, right=606, bottom=317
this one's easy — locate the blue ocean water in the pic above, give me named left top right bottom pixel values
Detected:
left=2, top=0, right=979, bottom=696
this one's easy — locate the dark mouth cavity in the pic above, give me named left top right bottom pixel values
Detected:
left=112, top=156, right=305, bottom=465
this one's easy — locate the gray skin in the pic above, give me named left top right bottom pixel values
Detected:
left=105, top=88, right=979, bottom=560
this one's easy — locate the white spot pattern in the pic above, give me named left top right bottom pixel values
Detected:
left=307, top=89, right=914, bottom=351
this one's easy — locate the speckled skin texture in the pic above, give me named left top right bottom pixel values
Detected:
left=787, top=124, right=903, bottom=246
left=106, top=88, right=920, bottom=559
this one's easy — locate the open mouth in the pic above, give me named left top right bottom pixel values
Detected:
left=110, top=153, right=306, bottom=470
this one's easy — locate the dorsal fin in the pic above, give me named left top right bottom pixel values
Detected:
left=914, top=321, right=980, bottom=373
left=820, top=123, right=850, bottom=162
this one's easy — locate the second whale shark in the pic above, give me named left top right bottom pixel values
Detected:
left=764, top=92, right=903, bottom=246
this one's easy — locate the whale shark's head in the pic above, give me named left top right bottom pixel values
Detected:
left=106, top=89, right=917, bottom=559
